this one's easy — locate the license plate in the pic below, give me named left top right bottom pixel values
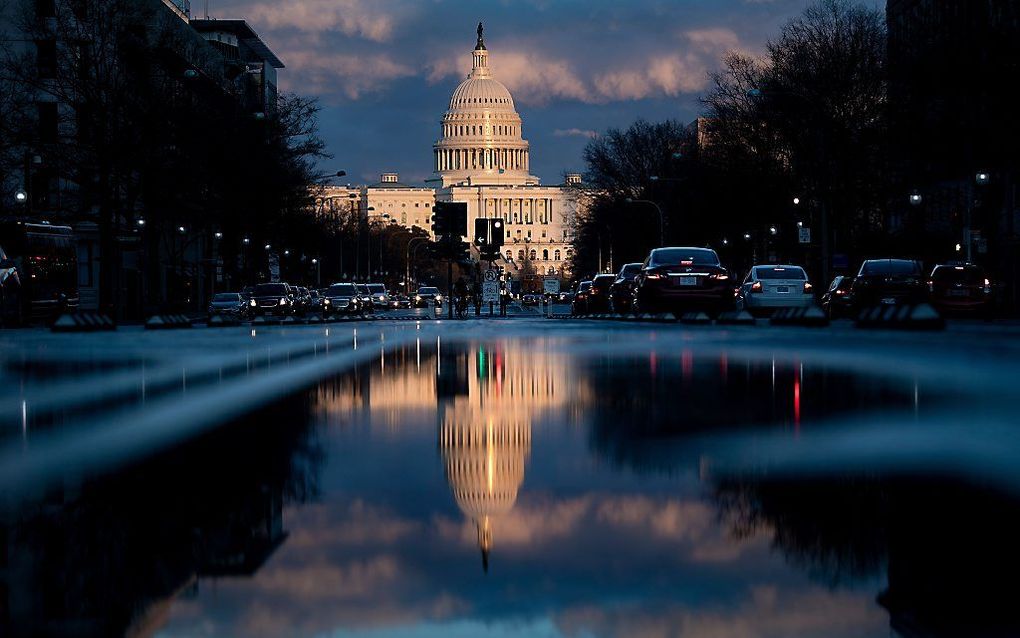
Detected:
left=881, top=297, right=897, bottom=305
left=676, top=276, right=697, bottom=286
left=948, top=289, right=969, bottom=297
left=776, top=286, right=789, bottom=293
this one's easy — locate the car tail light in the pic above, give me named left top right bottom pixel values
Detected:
left=984, top=278, right=992, bottom=294
left=751, top=281, right=763, bottom=293
left=928, top=279, right=934, bottom=293
left=645, top=273, right=665, bottom=280
left=709, top=273, right=730, bottom=281
left=803, top=282, right=813, bottom=293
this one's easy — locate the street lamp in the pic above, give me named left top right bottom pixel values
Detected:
left=909, top=191, right=923, bottom=206
left=406, top=236, right=430, bottom=294
left=264, top=243, right=271, bottom=251
left=14, top=191, right=27, bottom=204
left=213, top=231, right=222, bottom=239
left=769, top=225, right=778, bottom=236
left=312, top=258, right=320, bottom=286
left=623, top=198, right=665, bottom=246
left=743, top=233, right=752, bottom=241
left=137, top=218, right=146, bottom=227
left=975, top=172, right=990, bottom=186
left=793, top=197, right=801, bottom=205
left=178, top=226, right=186, bottom=234
left=243, top=237, right=250, bottom=245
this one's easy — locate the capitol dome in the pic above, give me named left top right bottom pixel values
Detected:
left=433, top=23, right=535, bottom=187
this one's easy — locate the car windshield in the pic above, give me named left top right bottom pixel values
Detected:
left=419, top=287, right=439, bottom=295
left=578, top=281, right=592, bottom=291
left=860, top=260, right=920, bottom=276
left=650, top=248, right=720, bottom=267
left=620, top=263, right=642, bottom=277
left=357, top=285, right=370, bottom=294
left=755, top=266, right=807, bottom=280
left=253, top=283, right=287, bottom=296
left=212, top=293, right=240, bottom=302
left=593, top=275, right=615, bottom=286
left=932, top=265, right=985, bottom=285
left=327, top=284, right=357, bottom=296
left=368, top=284, right=386, bottom=293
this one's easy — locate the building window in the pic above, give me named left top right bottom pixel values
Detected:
left=506, top=250, right=512, bottom=260
left=37, top=102, right=58, bottom=143
left=36, top=40, right=56, bottom=79
left=518, top=250, right=525, bottom=261
left=554, top=250, right=561, bottom=261
left=542, top=249, right=548, bottom=260
left=530, top=249, right=537, bottom=260
left=35, top=0, right=55, bottom=17
left=541, top=230, right=547, bottom=239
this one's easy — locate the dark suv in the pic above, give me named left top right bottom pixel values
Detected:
left=249, top=282, right=295, bottom=317
left=609, top=263, right=643, bottom=313
left=928, top=263, right=994, bottom=315
left=851, top=259, right=926, bottom=310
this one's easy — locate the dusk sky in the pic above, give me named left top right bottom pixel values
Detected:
left=206, top=0, right=819, bottom=185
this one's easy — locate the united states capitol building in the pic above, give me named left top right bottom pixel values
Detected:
left=320, top=25, right=587, bottom=278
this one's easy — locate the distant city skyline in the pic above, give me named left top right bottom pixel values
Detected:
left=205, top=0, right=817, bottom=184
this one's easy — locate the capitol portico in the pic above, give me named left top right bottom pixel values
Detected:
left=323, top=23, right=585, bottom=280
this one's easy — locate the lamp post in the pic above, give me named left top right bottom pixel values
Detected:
left=624, top=198, right=664, bottom=246
left=312, top=258, right=320, bottom=286
left=406, top=236, right=430, bottom=294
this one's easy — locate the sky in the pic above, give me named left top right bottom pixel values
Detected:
left=204, top=0, right=817, bottom=185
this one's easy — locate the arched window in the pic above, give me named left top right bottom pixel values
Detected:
left=518, top=250, right=525, bottom=261
left=554, top=250, right=561, bottom=261
left=506, top=250, right=513, bottom=260
left=542, top=249, right=549, bottom=261
left=530, top=249, right=537, bottom=260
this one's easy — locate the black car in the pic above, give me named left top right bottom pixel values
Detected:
left=367, top=283, right=389, bottom=310
left=821, top=275, right=855, bottom=318
left=248, top=282, right=296, bottom=317
left=928, top=263, right=995, bottom=316
left=322, top=282, right=363, bottom=316
left=851, top=259, right=926, bottom=310
left=571, top=281, right=593, bottom=315
left=588, top=274, right=616, bottom=313
left=208, top=292, right=249, bottom=319
left=632, top=247, right=733, bottom=316
left=609, top=263, right=643, bottom=313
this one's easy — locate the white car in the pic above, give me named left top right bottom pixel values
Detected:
left=737, top=265, right=815, bottom=315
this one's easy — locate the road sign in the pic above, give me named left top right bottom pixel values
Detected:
left=483, top=269, right=499, bottom=282
left=543, top=278, right=560, bottom=294
left=798, top=227, right=811, bottom=244
left=482, top=281, right=500, bottom=303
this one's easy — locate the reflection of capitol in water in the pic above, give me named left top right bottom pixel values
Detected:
left=438, top=342, right=570, bottom=571
left=312, top=338, right=576, bottom=570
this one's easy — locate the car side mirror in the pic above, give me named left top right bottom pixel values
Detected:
left=0, top=258, right=15, bottom=269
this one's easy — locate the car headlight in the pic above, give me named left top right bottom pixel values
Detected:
left=324, top=298, right=331, bottom=305
left=415, top=295, right=422, bottom=301
left=249, top=299, right=256, bottom=306
left=435, top=295, right=443, bottom=301
left=280, top=297, right=288, bottom=305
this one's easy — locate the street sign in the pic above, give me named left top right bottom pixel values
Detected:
left=483, top=269, right=499, bottom=282
left=482, top=281, right=500, bottom=303
left=798, top=227, right=811, bottom=244
left=543, top=278, right=560, bottom=294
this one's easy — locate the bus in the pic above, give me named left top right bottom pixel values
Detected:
left=0, top=221, right=79, bottom=325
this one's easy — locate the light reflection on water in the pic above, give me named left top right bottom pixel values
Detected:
left=1, top=337, right=1015, bottom=638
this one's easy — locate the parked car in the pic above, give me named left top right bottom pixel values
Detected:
left=249, top=282, right=296, bottom=317
left=366, top=283, right=389, bottom=310
left=587, top=274, right=616, bottom=313
left=609, top=263, right=643, bottom=313
left=928, top=263, right=995, bottom=316
left=415, top=286, right=443, bottom=308
left=851, top=259, right=926, bottom=310
left=322, top=282, right=363, bottom=316
left=1, top=222, right=79, bottom=326
left=293, top=286, right=313, bottom=314
left=821, top=275, right=855, bottom=319
left=736, top=265, right=815, bottom=316
left=558, top=291, right=575, bottom=304
left=208, top=292, right=249, bottom=320
left=571, top=281, right=593, bottom=314
left=632, top=247, right=733, bottom=316
left=522, top=293, right=542, bottom=306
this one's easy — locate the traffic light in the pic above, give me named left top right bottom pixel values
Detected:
left=433, top=202, right=467, bottom=239
left=473, top=217, right=505, bottom=261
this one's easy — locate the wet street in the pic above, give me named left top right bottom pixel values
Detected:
left=3, top=319, right=1020, bottom=637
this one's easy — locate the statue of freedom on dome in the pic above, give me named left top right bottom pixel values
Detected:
left=476, top=22, right=485, bottom=49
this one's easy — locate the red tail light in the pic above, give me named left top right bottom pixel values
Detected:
left=645, top=273, right=665, bottom=280
left=803, top=282, right=813, bottom=293
left=751, top=281, right=763, bottom=293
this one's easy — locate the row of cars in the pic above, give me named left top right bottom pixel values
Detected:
left=571, top=247, right=996, bottom=318
left=208, top=283, right=445, bottom=320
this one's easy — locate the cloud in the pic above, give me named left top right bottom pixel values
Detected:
left=277, top=48, right=415, bottom=99
left=241, top=0, right=406, bottom=42
left=553, top=128, right=597, bottom=139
